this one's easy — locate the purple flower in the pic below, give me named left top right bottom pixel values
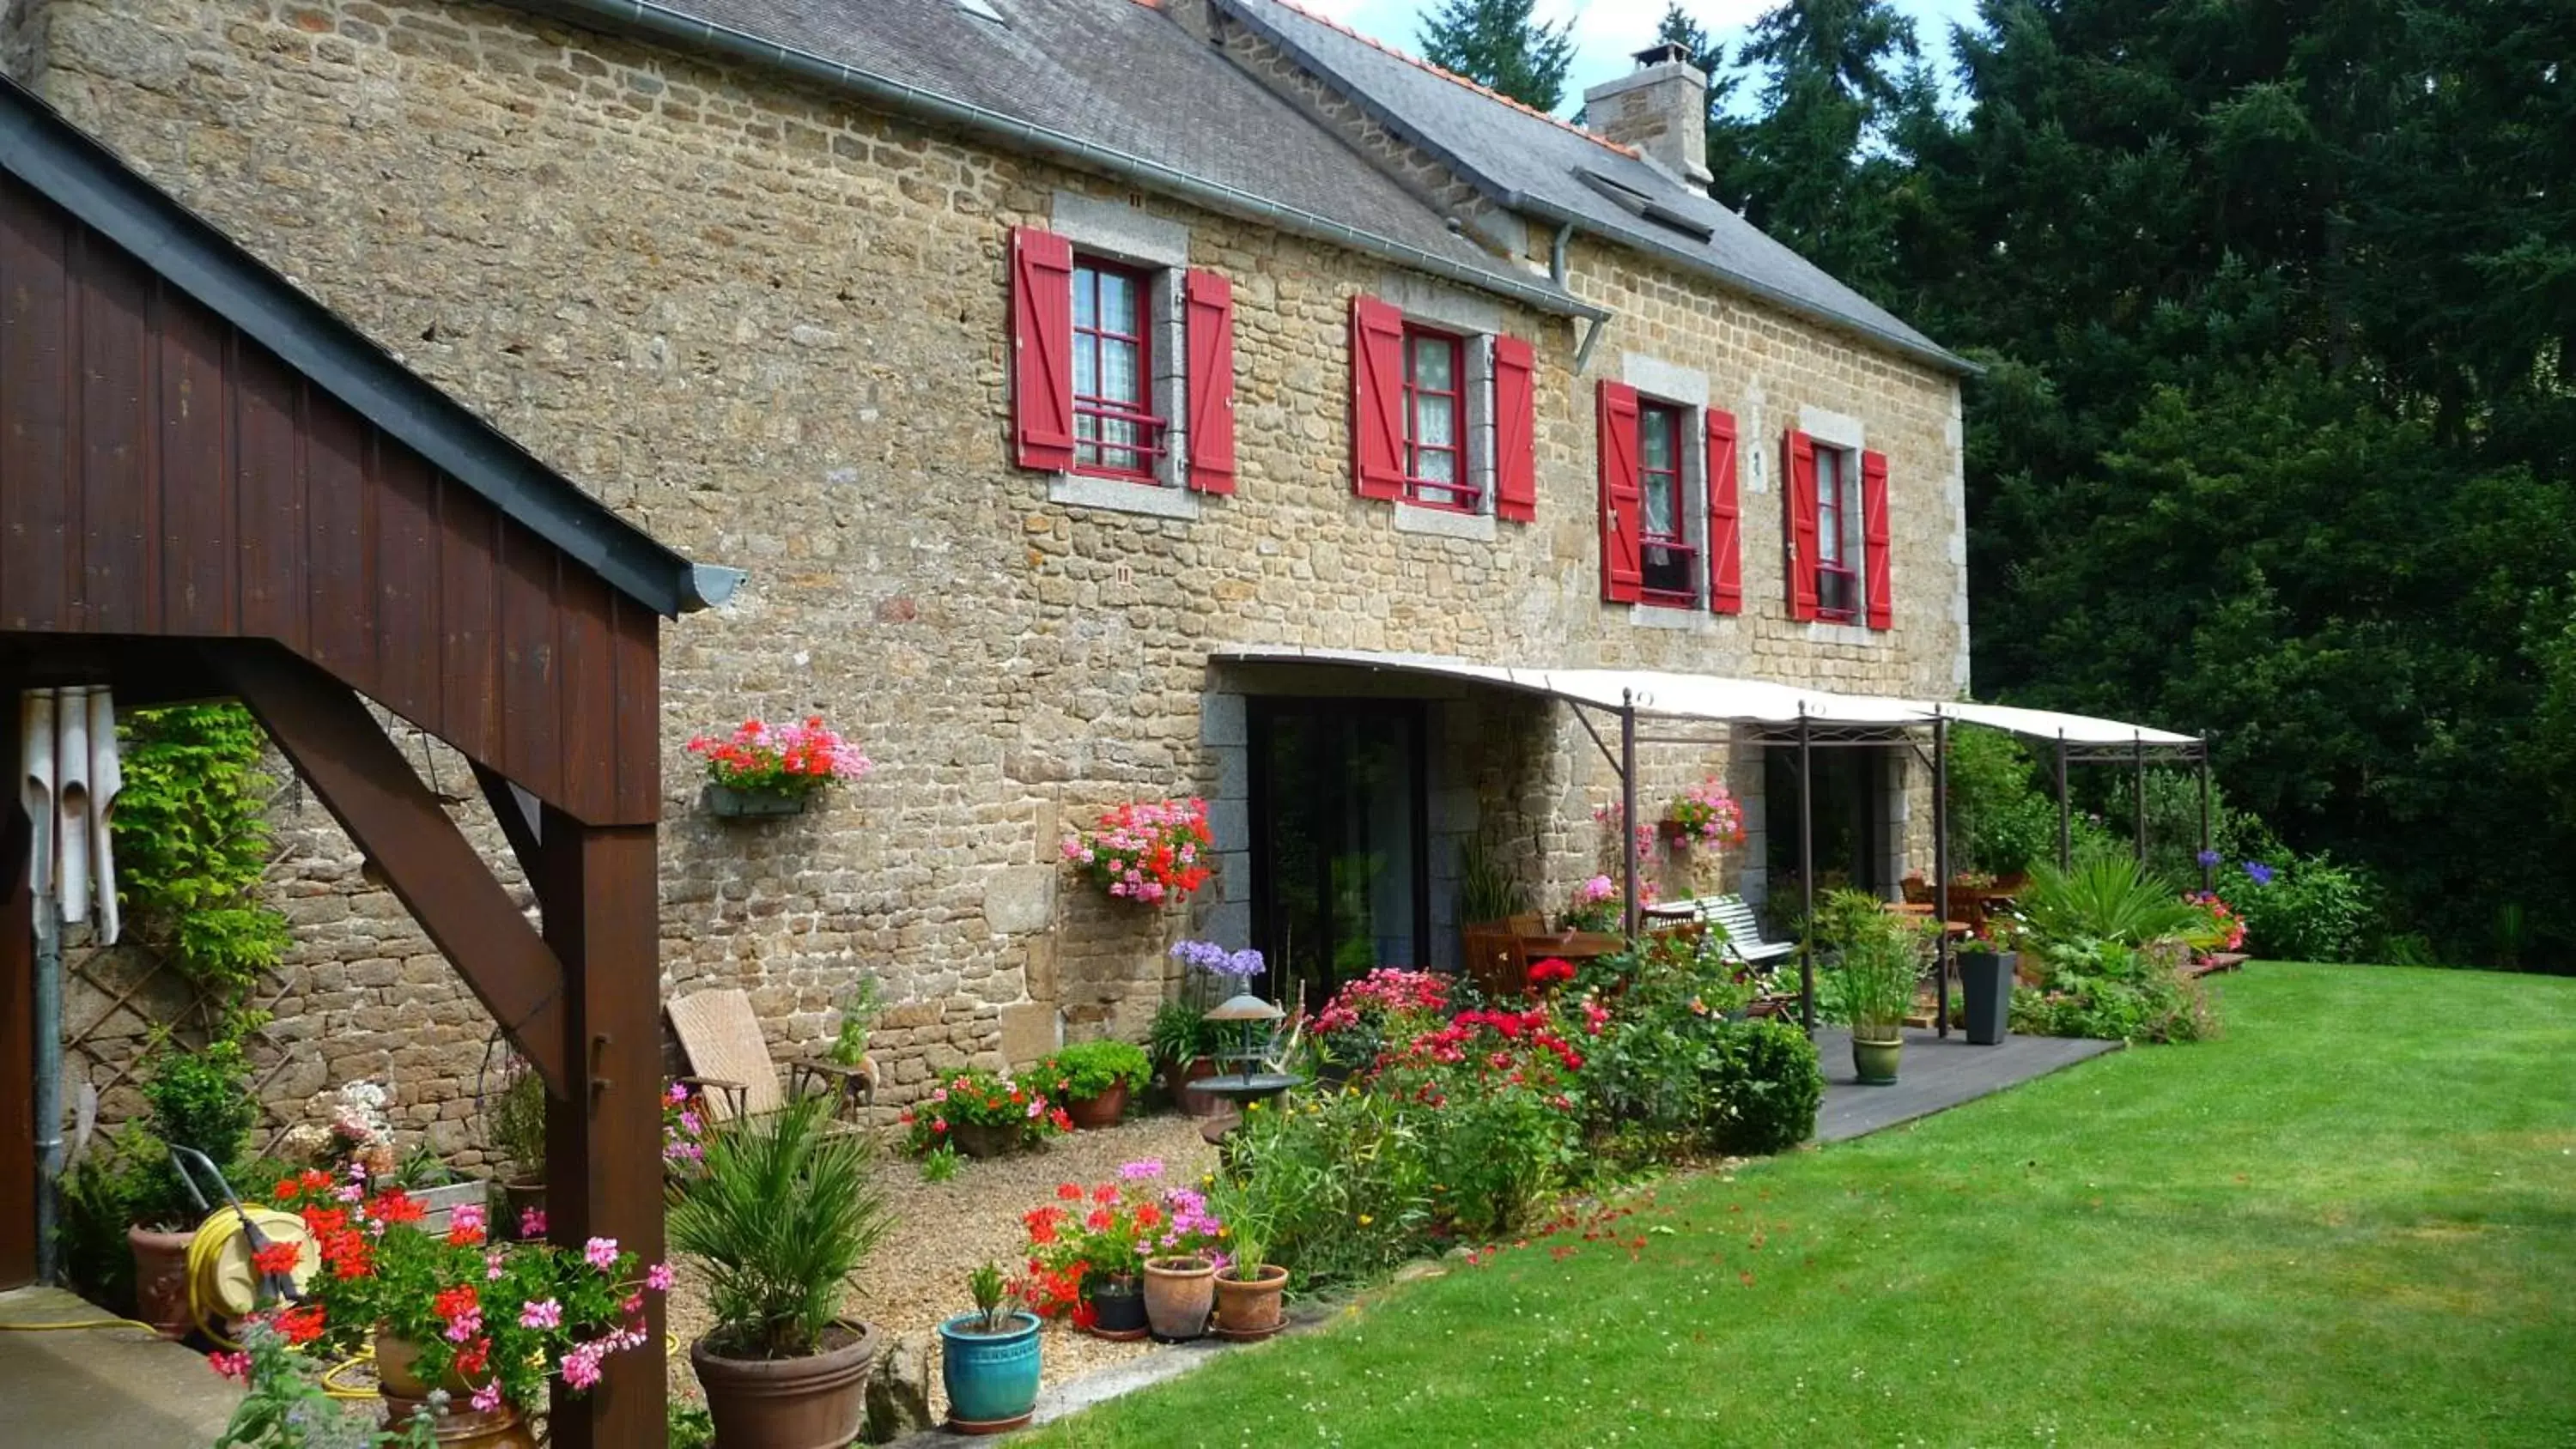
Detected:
left=2243, top=861, right=2275, bottom=886
left=1170, top=940, right=1263, bottom=979
left=645, top=1262, right=674, bottom=1293
left=1116, top=1159, right=1165, bottom=1180
left=584, top=1236, right=620, bottom=1271
left=520, top=1299, right=562, bottom=1330
left=2196, top=849, right=2221, bottom=869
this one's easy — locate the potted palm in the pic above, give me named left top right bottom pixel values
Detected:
left=938, top=1263, right=1041, bottom=1434
left=1819, top=889, right=1930, bottom=1085
left=671, top=1094, right=894, bottom=1449
left=1030, top=1040, right=1151, bottom=1130
left=1210, top=1230, right=1286, bottom=1340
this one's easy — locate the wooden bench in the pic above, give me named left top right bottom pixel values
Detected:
left=1642, top=894, right=1798, bottom=971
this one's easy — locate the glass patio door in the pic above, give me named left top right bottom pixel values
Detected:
left=1249, top=699, right=1427, bottom=1016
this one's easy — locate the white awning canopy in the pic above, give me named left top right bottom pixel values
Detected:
left=1210, top=646, right=2197, bottom=749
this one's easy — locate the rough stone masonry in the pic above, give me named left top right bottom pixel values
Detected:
left=12, top=0, right=1968, bottom=1156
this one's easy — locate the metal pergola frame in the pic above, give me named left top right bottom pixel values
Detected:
left=1570, top=696, right=2212, bottom=1038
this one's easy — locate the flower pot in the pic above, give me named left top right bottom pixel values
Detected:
left=381, top=1387, right=538, bottom=1449
left=950, top=1121, right=1020, bottom=1160
left=1174, top=1057, right=1226, bottom=1119
left=1959, top=951, right=2016, bottom=1046
left=1851, top=1034, right=1903, bottom=1086
left=690, top=1320, right=878, bottom=1449
left=938, top=1311, right=1042, bottom=1434
left=1062, top=1080, right=1129, bottom=1131
left=1141, top=1256, right=1214, bottom=1341
left=704, top=783, right=813, bottom=819
left=1083, top=1276, right=1149, bottom=1340
left=128, top=1225, right=197, bottom=1339
left=499, top=1179, right=547, bottom=1239
left=1212, top=1264, right=1287, bottom=1337
left=374, top=1330, right=480, bottom=1399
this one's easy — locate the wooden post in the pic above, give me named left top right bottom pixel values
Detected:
left=535, top=813, right=666, bottom=1449
left=2197, top=740, right=2215, bottom=893
left=2133, top=732, right=2148, bottom=865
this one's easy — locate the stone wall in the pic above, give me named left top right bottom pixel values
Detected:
left=21, top=0, right=1966, bottom=1147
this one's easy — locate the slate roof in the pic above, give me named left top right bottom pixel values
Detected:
left=623, top=0, right=1582, bottom=310
left=1212, top=0, right=1969, bottom=373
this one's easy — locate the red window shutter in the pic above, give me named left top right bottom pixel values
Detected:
left=1493, top=335, right=1537, bottom=522
left=1861, top=447, right=1892, bottom=630
left=1009, top=227, right=1075, bottom=471
left=1706, top=409, right=1741, bottom=615
left=1350, top=294, right=1406, bottom=500
left=1597, top=381, right=1643, bottom=603
left=1184, top=269, right=1236, bottom=494
left=1784, top=430, right=1820, bottom=621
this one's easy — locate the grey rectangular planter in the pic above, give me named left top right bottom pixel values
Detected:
left=408, top=1179, right=489, bottom=1236
left=1959, top=951, right=2016, bottom=1046
left=703, top=783, right=811, bottom=819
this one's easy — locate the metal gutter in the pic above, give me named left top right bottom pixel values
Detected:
left=0, top=81, right=729, bottom=615
left=519, top=0, right=1607, bottom=327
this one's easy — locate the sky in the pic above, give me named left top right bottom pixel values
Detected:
left=1292, top=0, right=1984, bottom=113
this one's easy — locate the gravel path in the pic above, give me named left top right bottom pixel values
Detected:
left=667, top=1113, right=1219, bottom=1423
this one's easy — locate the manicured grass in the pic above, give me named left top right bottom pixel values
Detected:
left=1024, top=963, right=2576, bottom=1446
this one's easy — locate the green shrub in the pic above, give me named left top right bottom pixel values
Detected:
left=56, top=1134, right=148, bottom=1309
left=1221, top=1088, right=1437, bottom=1292
left=1709, top=1019, right=1823, bottom=1155
left=1031, top=1040, right=1151, bottom=1102
left=1418, top=1078, right=1581, bottom=1240
left=1946, top=724, right=2061, bottom=876
left=2012, top=938, right=2215, bottom=1044
left=136, top=1034, right=258, bottom=1229
left=1146, top=998, right=1223, bottom=1069
left=2226, top=855, right=2373, bottom=962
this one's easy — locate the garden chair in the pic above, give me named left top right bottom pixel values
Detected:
left=1461, top=925, right=1532, bottom=997
left=665, top=989, right=871, bottom=1135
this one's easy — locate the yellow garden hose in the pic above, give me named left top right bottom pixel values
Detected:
left=183, top=1204, right=319, bottom=1348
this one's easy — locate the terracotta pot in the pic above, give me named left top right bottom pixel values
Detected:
left=1174, top=1057, right=1226, bottom=1119
left=950, top=1121, right=1020, bottom=1159
left=691, top=1320, right=879, bottom=1449
left=499, top=1179, right=547, bottom=1239
left=128, top=1226, right=197, bottom=1339
left=1062, top=1081, right=1130, bottom=1131
left=1212, top=1264, right=1288, bottom=1336
left=374, top=1330, right=479, bottom=1399
left=380, top=1391, right=538, bottom=1448
left=1141, top=1256, right=1214, bottom=1341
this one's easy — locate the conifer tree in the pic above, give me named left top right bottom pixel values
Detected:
left=1416, top=0, right=1577, bottom=112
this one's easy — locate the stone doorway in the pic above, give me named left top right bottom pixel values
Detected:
left=1247, top=698, right=1430, bottom=1016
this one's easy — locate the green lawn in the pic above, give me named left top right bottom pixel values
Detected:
left=1024, top=963, right=2576, bottom=1446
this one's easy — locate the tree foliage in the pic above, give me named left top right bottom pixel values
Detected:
left=1416, top=0, right=1576, bottom=112
left=1695, top=0, right=2576, bottom=967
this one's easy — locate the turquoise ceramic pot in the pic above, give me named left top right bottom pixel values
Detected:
left=939, top=1311, right=1042, bottom=1431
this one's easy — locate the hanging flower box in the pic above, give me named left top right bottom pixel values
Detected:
left=1060, top=798, right=1212, bottom=906
left=688, top=715, right=871, bottom=821
left=1660, top=778, right=1747, bottom=853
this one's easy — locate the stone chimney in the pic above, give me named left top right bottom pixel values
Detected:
left=1583, top=41, right=1711, bottom=185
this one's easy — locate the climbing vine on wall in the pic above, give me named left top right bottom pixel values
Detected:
left=111, top=703, right=289, bottom=1023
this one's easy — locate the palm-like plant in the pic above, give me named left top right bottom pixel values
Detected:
left=1816, top=889, right=1930, bottom=1040
left=668, top=1094, right=892, bottom=1360
left=2019, top=856, right=2215, bottom=949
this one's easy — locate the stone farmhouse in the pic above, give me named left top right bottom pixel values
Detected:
left=7, top=0, right=1971, bottom=1147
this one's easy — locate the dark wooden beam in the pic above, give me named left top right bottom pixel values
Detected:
left=0, top=696, right=35, bottom=1288
left=533, top=810, right=665, bottom=1449
left=216, top=643, right=571, bottom=1098
left=471, top=761, right=544, bottom=887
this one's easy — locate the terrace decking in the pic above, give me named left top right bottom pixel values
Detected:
left=1811, top=1028, right=2122, bottom=1143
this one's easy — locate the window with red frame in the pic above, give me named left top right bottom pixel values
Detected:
left=1637, top=401, right=1696, bottom=603
left=1072, top=258, right=1165, bottom=479
left=1400, top=325, right=1474, bottom=511
left=1814, top=443, right=1860, bottom=621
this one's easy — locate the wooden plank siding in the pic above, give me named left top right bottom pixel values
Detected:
left=0, top=173, right=657, bottom=826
